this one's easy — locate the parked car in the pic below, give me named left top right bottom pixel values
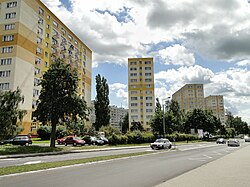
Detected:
left=99, top=137, right=109, bottom=144
left=227, top=139, right=240, bottom=147
left=12, top=135, right=32, bottom=146
left=57, top=137, right=66, bottom=145
left=0, top=138, right=14, bottom=145
left=150, top=138, right=172, bottom=149
left=64, top=136, right=85, bottom=146
left=82, top=136, right=104, bottom=145
left=244, top=136, right=250, bottom=142
left=216, top=138, right=226, bottom=144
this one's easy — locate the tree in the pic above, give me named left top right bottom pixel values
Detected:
left=130, top=121, right=144, bottom=131
left=0, top=88, right=26, bottom=139
left=169, top=100, right=184, bottom=133
left=94, top=74, right=110, bottom=130
left=35, top=58, right=88, bottom=147
left=155, top=98, right=161, bottom=112
left=121, top=113, right=129, bottom=133
left=183, top=109, right=218, bottom=134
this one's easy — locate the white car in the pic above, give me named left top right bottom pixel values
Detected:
left=227, top=139, right=240, bottom=147
left=150, top=138, right=172, bottom=149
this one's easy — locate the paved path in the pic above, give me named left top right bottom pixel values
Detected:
left=156, top=143, right=250, bottom=187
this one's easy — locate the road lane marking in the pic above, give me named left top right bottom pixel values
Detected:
left=23, top=161, right=42, bottom=165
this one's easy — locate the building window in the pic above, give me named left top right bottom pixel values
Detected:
left=5, top=12, right=16, bottom=19
left=33, top=89, right=39, bottom=97
left=35, top=57, right=41, bottom=65
left=131, top=109, right=138, bottom=113
left=146, top=97, right=152, bottom=100
left=145, top=90, right=152, bottom=94
left=0, top=70, right=11, bottom=77
left=2, top=35, right=14, bottom=42
left=68, top=34, right=73, bottom=40
left=0, top=58, right=12, bottom=65
left=0, top=83, right=10, bottom=90
left=130, top=61, right=136, bottom=65
left=61, top=28, right=66, bottom=35
left=146, top=103, right=152, bottom=106
left=47, top=15, right=50, bottom=20
left=131, top=79, right=137, bottom=82
left=45, top=33, right=49, bottom=38
left=46, top=24, right=50, bottom=29
left=130, top=73, right=137, bottom=76
left=130, top=67, right=137, bottom=71
left=38, top=17, right=43, bottom=25
left=145, top=78, right=152, bottom=82
left=4, top=24, right=15, bottom=30
left=7, top=1, right=17, bottom=8
left=74, top=40, right=78, bottom=45
left=2, top=46, right=13, bottom=53
left=34, top=67, right=40, bottom=75
left=45, top=51, right=48, bottom=57
left=131, top=103, right=138, bottom=106
left=36, top=47, right=42, bottom=54
left=145, top=67, right=151, bottom=70
left=130, top=85, right=137, bottom=88
left=145, top=73, right=151, bottom=76
left=131, top=91, right=137, bottom=94
left=146, top=84, right=152, bottom=88
left=37, top=37, right=42, bottom=44
left=53, top=20, right=58, bottom=27
left=45, top=42, right=49, bottom=47
left=131, top=97, right=138, bottom=101
left=145, top=61, right=151, bottom=65
left=146, top=109, right=153, bottom=113
left=37, top=27, right=43, bottom=34
left=39, top=7, right=44, bottom=16
left=45, top=61, right=48, bottom=67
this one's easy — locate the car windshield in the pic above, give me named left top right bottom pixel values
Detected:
left=155, top=139, right=165, bottom=143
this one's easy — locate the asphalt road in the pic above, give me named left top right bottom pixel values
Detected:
left=0, top=142, right=218, bottom=168
left=0, top=142, right=246, bottom=187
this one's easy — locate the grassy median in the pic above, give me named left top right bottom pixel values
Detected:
left=0, top=151, right=153, bottom=176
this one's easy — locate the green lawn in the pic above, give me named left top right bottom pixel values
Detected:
left=0, top=152, right=153, bottom=176
left=0, top=145, right=68, bottom=155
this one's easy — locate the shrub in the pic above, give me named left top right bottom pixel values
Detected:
left=37, top=126, right=51, bottom=140
left=108, top=134, right=128, bottom=145
left=142, top=132, right=155, bottom=143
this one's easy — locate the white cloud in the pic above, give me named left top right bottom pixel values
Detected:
left=158, top=44, right=195, bottom=66
left=109, top=83, right=127, bottom=91
left=237, top=59, right=250, bottom=66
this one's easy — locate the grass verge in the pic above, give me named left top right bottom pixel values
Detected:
left=0, top=151, right=153, bottom=176
left=0, top=145, right=68, bottom=155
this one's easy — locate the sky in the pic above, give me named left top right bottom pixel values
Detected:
left=42, top=0, right=250, bottom=124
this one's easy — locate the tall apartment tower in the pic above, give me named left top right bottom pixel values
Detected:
left=205, top=95, right=225, bottom=125
left=172, top=84, right=204, bottom=113
left=0, top=0, right=92, bottom=134
left=110, top=105, right=128, bottom=131
left=128, top=57, right=155, bottom=130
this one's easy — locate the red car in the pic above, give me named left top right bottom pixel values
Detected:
left=57, top=137, right=66, bottom=145
left=64, top=136, right=85, bottom=146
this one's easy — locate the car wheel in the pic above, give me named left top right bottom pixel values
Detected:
left=73, top=142, right=77, bottom=146
left=168, top=145, right=172, bottom=149
left=25, top=142, right=29, bottom=146
left=65, top=143, right=67, bottom=146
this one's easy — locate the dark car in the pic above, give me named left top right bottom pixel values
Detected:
left=216, top=138, right=226, bottom=144
left=64, top=136, right=85, bottom=146
left=12, top=136, right=32, bottom=146
left=0, top=138, right=14, bottom=145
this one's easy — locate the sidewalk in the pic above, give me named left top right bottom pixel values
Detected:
left=156, top=144, right=250, bottom=187
left=0, top=145, right=149, bottom=159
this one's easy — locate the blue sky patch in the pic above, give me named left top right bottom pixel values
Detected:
left=59, top=0, right=73, bottom=12
left=95, top=6, right=134, bottom=24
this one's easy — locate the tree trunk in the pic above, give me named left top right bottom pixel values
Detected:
left=50, top=117, right=57, bottom=147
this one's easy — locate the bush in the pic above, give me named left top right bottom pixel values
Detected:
left=37, top=126, right=51, bottom=140
left=108, top=134, right=128, bottom=145
left=142, top=132, right=155, bottom=143
left=166, top=133, right=198, bottom=142
left=56, top=125, right=67, bottom=138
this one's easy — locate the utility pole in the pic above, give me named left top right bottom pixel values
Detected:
left=162, top=97, right=171, bottom=138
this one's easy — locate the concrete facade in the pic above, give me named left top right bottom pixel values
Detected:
left=128, top=57, right=155, bottom=130
left=0, top=0, right=92, bottom=134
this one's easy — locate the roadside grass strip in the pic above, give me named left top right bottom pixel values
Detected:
left=0, top=152, right=153, bottom=176
left=0, top=145, right=65, bottom=155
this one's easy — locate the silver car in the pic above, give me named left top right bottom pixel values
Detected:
left=227, top=139, right=240, bottom=147
left=150, top=138, right=172, bottom=149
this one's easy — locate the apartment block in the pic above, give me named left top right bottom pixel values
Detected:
left=172, top=84, right=204, bottom=113
left=0, top=0, right=92, bottom=134
left=128, top=57, right=155, bottom=129
left=110, top=105, right=127, bottom=131
left=205, top=95, right=225, bottom=125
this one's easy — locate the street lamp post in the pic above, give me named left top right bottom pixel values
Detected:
left=162, top=97, right=171, bottom=138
